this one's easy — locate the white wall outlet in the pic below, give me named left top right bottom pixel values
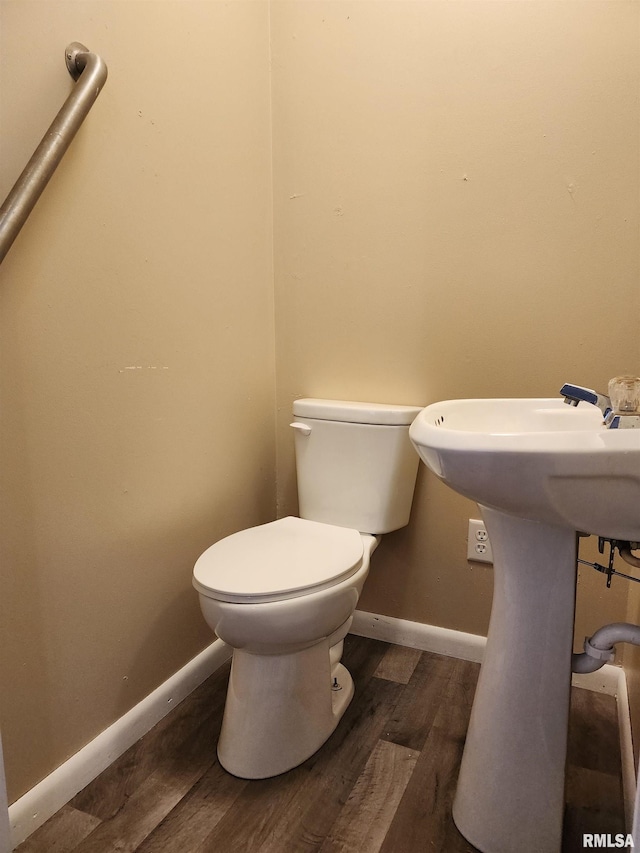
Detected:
left=467, top=519, right=493, bottom=564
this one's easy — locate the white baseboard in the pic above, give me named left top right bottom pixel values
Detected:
left=8, top=639, right=231, bottom=849
left=615, top=666, right=636, bottom=832
left=351, top=609, right=487, bottom=663
left=352, top=609, right=636, bottom=831
left=351, top=609, right=625, bottom=695
left=0, top=736, right=10, bottom=853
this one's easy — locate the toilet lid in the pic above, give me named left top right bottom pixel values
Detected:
left=193, top=516, right=364, bottom=603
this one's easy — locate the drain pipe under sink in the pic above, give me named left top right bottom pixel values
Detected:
left=572, top=623, right=640, bottom=674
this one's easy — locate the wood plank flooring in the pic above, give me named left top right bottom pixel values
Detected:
left=16, top=636, right=625, bottom=853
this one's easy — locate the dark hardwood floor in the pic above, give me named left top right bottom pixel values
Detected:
left=16, top=635, right=625, bottom=852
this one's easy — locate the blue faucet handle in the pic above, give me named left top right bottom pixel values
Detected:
left=560, top=383, right=611, bottom=417
left=560, top=383, right=598, bottom=406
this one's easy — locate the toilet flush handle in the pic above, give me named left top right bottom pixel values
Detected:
left=290, top=422, right=312, bottom=436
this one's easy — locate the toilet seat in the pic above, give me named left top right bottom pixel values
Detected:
left=193, top=516, right=364, bottom=604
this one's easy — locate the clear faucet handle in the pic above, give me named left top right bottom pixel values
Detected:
left=608, top=375, right=640, bottom=414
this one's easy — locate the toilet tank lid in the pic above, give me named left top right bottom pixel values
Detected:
left=293, top=398, right=423, bottom=425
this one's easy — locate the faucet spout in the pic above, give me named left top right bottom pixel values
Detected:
left=559, top=383, right=611, bottom=418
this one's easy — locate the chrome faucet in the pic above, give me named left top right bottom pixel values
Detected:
left=560, top=377, right=640, bottom=429
left=560, top=383, right=611, bottom=417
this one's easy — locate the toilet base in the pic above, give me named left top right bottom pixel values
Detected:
left=217, top=640, right=354, bottom=779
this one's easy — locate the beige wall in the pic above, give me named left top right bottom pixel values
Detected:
left=271, top=0, right=638, bottom=680
left=1, top=0, right=638, bottom=807
left=0, top=1, right=275, bottom=802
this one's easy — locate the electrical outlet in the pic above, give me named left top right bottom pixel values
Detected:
left=467, top=519, right=493, bottom=564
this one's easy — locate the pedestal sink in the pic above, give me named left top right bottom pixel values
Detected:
left=409, top=398, right=640, bottom=853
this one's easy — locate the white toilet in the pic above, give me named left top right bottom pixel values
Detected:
left=192, top=398, right=422, bottom=779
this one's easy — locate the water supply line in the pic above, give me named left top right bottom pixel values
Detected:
left=578, top=537, right=640, bottom=588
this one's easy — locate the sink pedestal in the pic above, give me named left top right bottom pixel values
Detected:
left=453, top=507, right=577, bottom=853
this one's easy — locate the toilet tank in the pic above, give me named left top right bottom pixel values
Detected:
left=291, top=399, right=423, bottom=534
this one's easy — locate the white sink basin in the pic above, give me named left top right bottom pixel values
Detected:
left=409, top=397, right=640, bottom=853
left=410, top=397, right=640, bottom=541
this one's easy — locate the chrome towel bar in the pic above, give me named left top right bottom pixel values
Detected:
left=0, top=42, right=108, bottom=264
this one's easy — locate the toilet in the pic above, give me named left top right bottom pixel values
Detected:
left=192, top=398, right=422, bottom=779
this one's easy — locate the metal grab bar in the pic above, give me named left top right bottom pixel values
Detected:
left=0, top=42, right=108, bottom=264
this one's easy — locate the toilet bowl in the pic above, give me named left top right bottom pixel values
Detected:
left=194, top=517, right=379, bottom=778
left=193, top=398, right=422, bottom=779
